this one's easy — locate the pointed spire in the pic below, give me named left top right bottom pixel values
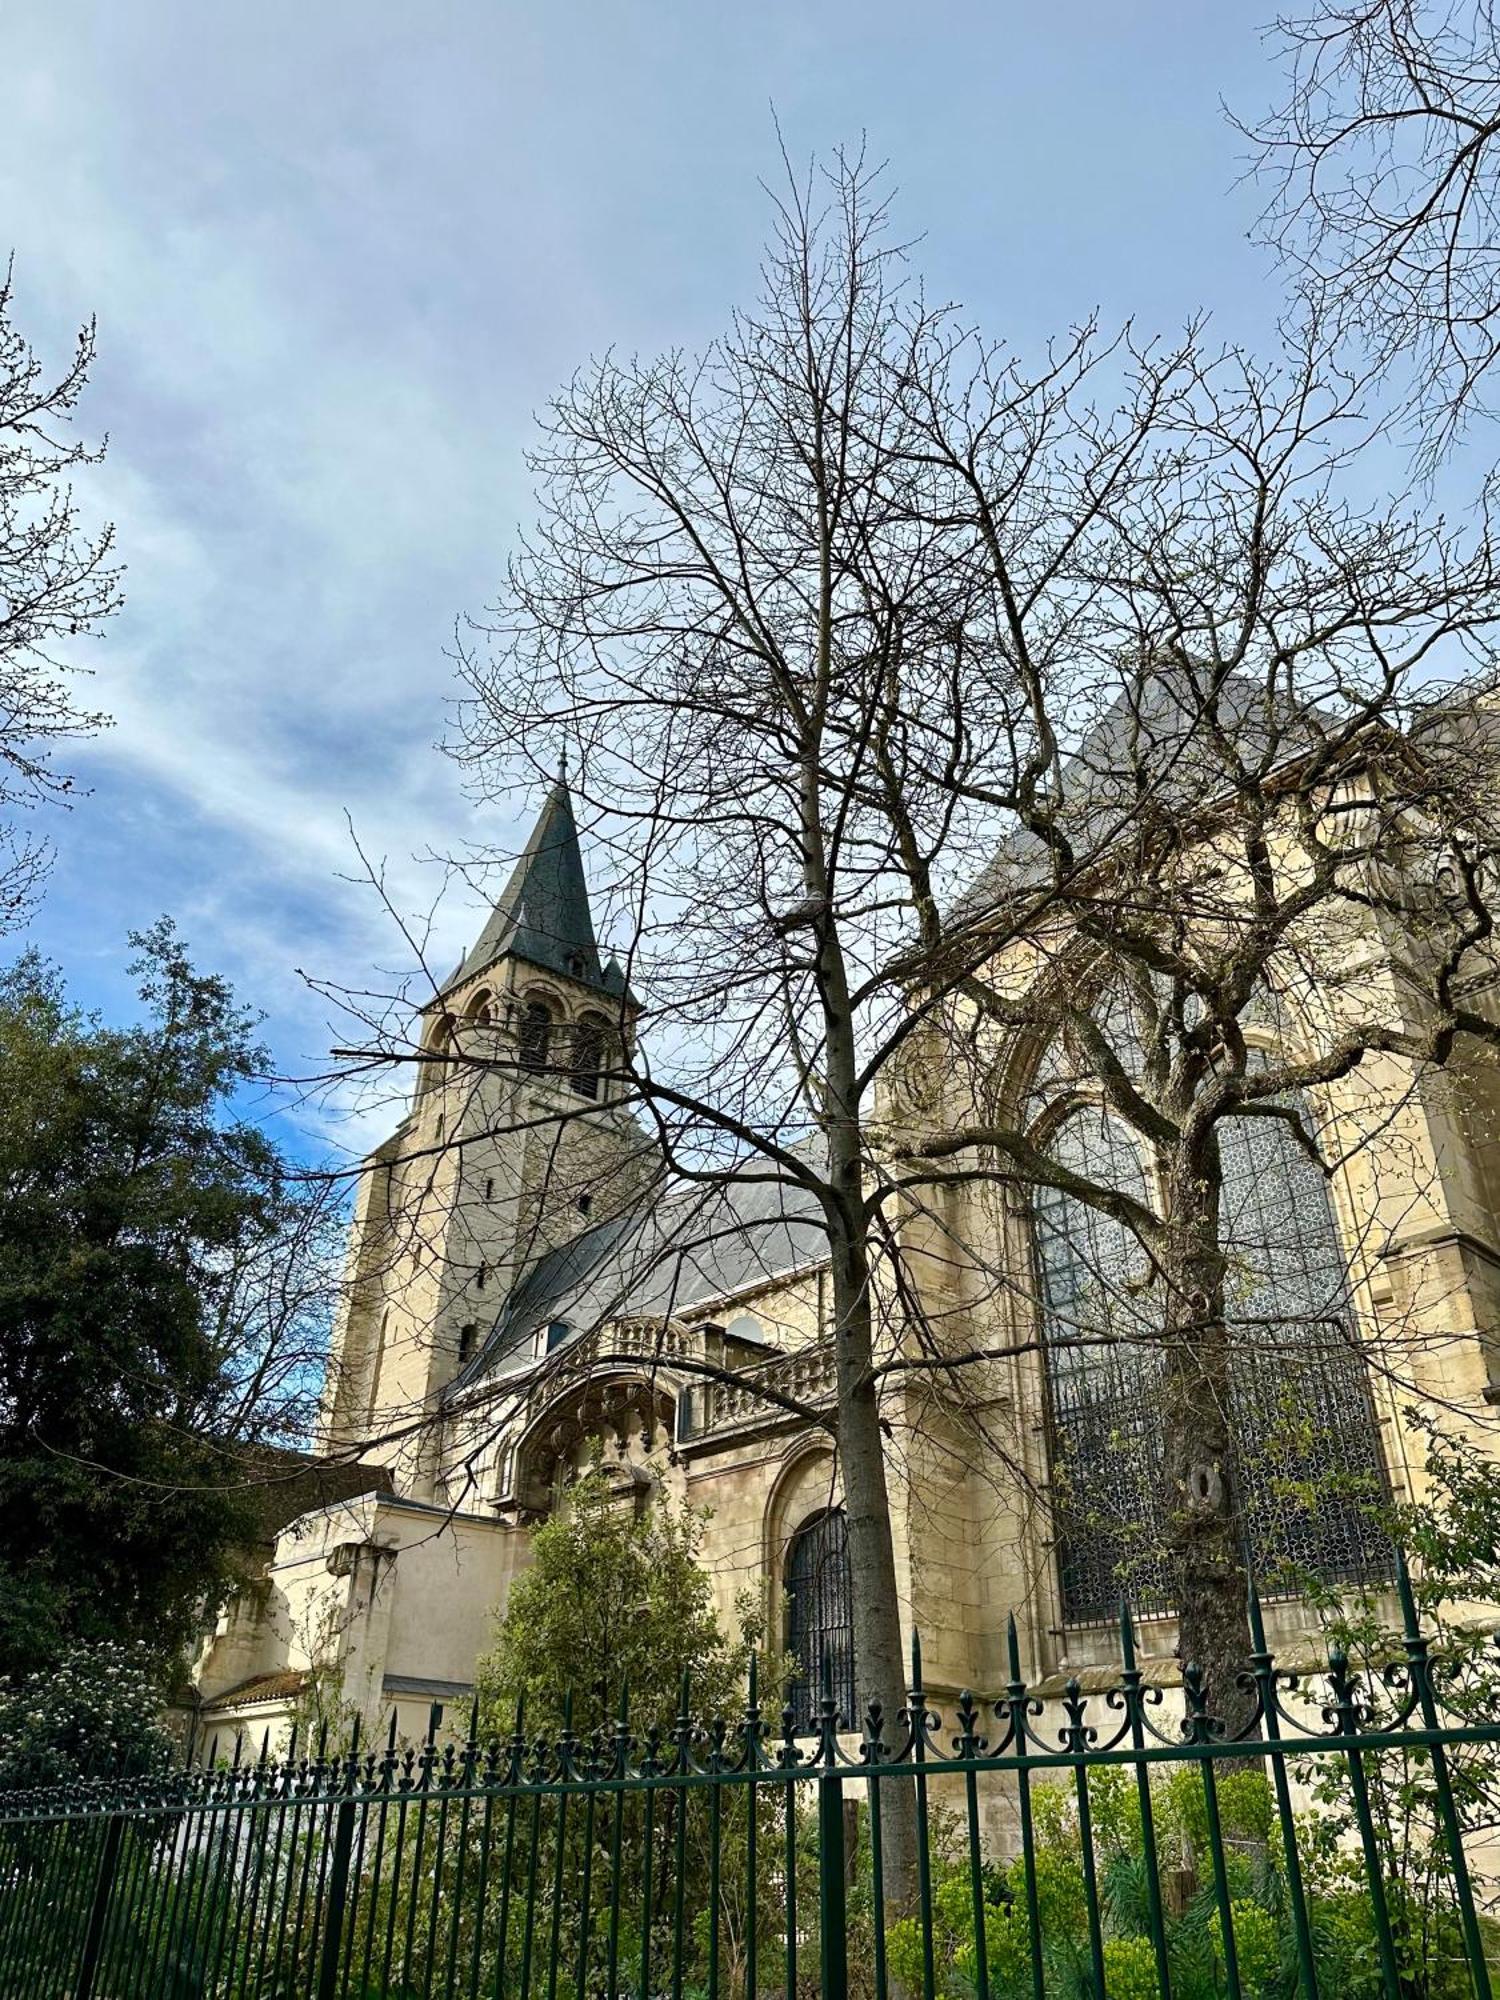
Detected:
left=448, top=776, right=607, bottom=995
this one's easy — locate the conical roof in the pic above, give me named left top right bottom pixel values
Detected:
left=447, top=780, right=607, bottom=994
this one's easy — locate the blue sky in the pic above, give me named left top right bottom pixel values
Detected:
left=1, top=2, right=1290, bottom=1162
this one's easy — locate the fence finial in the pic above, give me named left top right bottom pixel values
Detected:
left=1118, top=1596, right=1138, bottom=1674
left=1245, top=1562, right=1269, bottom=1655
left=1394, top=1542, right=1422, bottom=1640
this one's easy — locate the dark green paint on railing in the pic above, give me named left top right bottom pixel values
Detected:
left=3, top=1570, right=1500, bottom=1996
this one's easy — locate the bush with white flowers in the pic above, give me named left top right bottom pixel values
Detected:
left=0, top=1640, right=175, bottom=1792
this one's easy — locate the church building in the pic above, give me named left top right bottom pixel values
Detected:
left=188, top=774, right=1500, bottom=1750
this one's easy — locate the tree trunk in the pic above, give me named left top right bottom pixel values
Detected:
left=827, top=1213, right=918, bottom=1909
left=1158, top=1154, right=1256, bottom=1733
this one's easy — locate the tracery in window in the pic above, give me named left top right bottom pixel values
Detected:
left=1034, top=1094, right=1388, bottom=1624
left=1217, top=1106, right=1390, bottom=1591
left=1033, top=1110, right=1169, bottom=1619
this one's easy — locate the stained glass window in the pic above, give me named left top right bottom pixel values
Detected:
left=1034, top=1111, right=1172, bottom=1618
left=1035, top=1096, right=1389, bottom=1624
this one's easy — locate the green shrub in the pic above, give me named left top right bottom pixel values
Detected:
left=882, top=1754, right=1489, bottom=2000
left=0, top=1638, right=174, bottom=1791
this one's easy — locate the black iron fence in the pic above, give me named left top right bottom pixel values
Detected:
left=3, top=1562, right=1499, bottom=1998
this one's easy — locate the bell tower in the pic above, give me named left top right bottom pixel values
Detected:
left=321, top=776, right=645, bottom=1495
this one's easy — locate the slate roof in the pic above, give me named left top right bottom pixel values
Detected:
left=230, top=1447, right=394, bottom=1545
left=955, top=662, right=1339, bottom=921
left=447, top=1162, right=828, bottom=1394
left=446, top=779, right=620, bottom=999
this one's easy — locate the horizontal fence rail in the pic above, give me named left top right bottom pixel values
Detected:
left=4, top=1562, right=1500, bottom=1997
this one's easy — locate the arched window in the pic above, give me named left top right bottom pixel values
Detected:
left=364, top=1309, right=391, bottom=1424
left=1034, top=1096, right=1387, bottom=1624
left=785, top=1508, right=855, bottom=1733
left=1217, top=1108, right=1389, bottom=1588
left=570, top=1012, right=610, bottom=1099
left=518, top=999, right=553, bottom=1074
left=1034, top=1110, right=1169, bottom=1619
left=418, top=1012, right=455, bottom=1094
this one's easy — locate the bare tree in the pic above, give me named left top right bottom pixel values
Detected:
left=1242, top=0, right=1500, bottom=466
left=323, top=151, right=1500, bottom=1839
left=201, top=1170, right=348, bottom=1450
left=870, top=290, right=1500, bottom=1719
left=0, top=262, right=119, bottom=926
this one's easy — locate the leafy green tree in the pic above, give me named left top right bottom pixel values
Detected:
left=0, top=921, right=331, bottom=1679
left=420, top=1474, right=787, bottom=1998
left=1288, top=1419, right=1500, bottom=1995
left=477, top=1470, right=769, bottom=1740
left=885, top=1430, right=1500, bottom=2000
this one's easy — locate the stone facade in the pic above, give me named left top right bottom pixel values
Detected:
left=190, top=778, right=1500, bottom=1757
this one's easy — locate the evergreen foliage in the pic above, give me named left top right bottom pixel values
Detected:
left=0, top=922, right=329, bottom=1679
left=0, top=1640, right=175, bottom=1792
left=476, top=1468, right=771, bottom=1740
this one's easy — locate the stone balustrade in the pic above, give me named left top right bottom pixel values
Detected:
left=687, top=1338, right=836, bottom=1442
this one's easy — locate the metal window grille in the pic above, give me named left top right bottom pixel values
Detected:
left=570, top=1016, right=607, bottom=1099
left=785, top=1507, right=856, bottom=1732
left=1036, top=1100, right=1389, bottom=1625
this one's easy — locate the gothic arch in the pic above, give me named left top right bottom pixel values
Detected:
left=764, top=1441, right=841, bottom=1582
left=763, top=1444, right=850, bottom=1726
left=984, top=939, right=1115, bottom=1129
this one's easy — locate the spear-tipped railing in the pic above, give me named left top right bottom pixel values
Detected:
left=4, top=1570, right=1500, bottom=1996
